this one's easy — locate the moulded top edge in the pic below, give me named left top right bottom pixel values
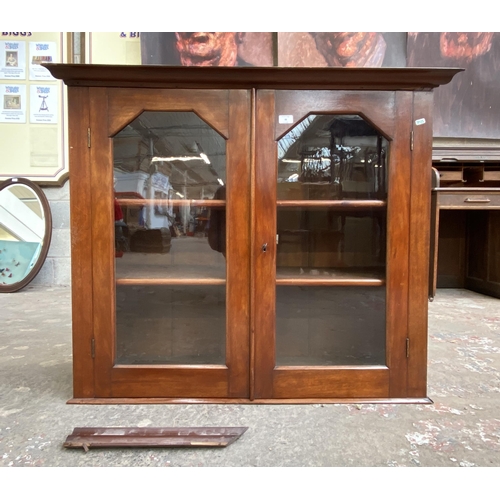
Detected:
left=42, top=63, right=463, bottom=90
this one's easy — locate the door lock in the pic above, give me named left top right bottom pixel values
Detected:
left=262, top=243, right=268, bottom=253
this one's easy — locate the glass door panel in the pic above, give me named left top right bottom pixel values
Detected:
left=112, top=111, right=228, bottom=366
left=275, top=114, right=388, bottom=368
left=253, top=89, right=409, bottom=400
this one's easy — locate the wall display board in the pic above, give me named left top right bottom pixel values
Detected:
left=0, top=32, right=68, bottom=185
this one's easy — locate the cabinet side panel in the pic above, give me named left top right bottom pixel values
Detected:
left=386, top=92, right=412, bottom=397
left=408, top=91, right=434, bottom=397
left=68, top=86, right=94, bottom=398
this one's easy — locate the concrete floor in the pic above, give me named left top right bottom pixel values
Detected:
left=0, top=286, right=499, bottom=467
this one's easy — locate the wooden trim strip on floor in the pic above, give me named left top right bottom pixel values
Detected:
left=64, top=427, right=248, bottom=451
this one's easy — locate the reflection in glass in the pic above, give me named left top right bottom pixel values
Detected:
left=116, top=285, right=226, bottom=364
left=0, top=182, right=47, bottom=287
left=112, top=111, right=227, bottom=276
left=112, top=112, right=227, bottom=365
left=275, top=114, right=388, bottom=367
left=276, top=286, right=386, bottom=366
left=277, top=115, right=388, bottom=200
left=277, top=207, right=386, bottom=279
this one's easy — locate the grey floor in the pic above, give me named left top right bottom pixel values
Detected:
left=1, top=285, right=499, bottom=467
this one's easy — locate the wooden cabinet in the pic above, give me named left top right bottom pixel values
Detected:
left=46, top=64, right=458, bottom=403
left=431, top=162, right=500, bottom=298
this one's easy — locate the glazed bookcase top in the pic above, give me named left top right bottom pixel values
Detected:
left=44, top=63, right=462, bottom=91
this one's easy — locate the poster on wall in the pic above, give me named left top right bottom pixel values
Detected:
left=0, top=40, right=26, bottom=79
left=278, top=32, right=407, bottom=67
left=0, top=83, right=26, bottom=123
left=29, top=41, right=57, bottom=80
left=88, top=32, right=141, bottom=64
left=407, top=32, right=500, bottom=139
left=141, top=32, right=274, bottom=67
left=30, top=84, right=58, bottom=123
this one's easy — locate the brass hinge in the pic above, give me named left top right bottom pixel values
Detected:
left=406, top=338, right=410, bottom=358
left=91, top=338, right=95, bottom=359
left=410, top=130, right=414, bottom=151
left=87, top=128, right=91, bottom=148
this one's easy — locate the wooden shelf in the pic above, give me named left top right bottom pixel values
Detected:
left=115, top=268, right=384, bottom=287
left=276, top=267, right=385, bottom=286
left=277, top=200, right=386, bottom=209
left=116, top=278, right=225, bottom=286
left=116, top=199, right=225, bottom=208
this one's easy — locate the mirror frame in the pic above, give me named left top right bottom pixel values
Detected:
left=0, top=177, right=53, bottom=293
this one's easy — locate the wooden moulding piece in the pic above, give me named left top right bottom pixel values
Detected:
left=43, top=63, right=462, bottom=91
left=64, top=427, right=248, bottom=451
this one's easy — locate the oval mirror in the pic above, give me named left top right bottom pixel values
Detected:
left=0, top=177, right=52, bottom=293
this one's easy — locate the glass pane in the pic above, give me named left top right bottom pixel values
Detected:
left=113, top=112, right=227, bottom=365
left=277, top=207, right=386, bottom=279
left=113, top=111, right=227, bottom=277
left=278, top=114, right=388, bottom=201
left=276, top=286, right=386, bottom=366
left=276, top=114, right=388, bottom=368
left=116, top=285, right=226, bottom=364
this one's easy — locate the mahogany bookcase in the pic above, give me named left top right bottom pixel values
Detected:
left=46, top=64, right=459, bottom=403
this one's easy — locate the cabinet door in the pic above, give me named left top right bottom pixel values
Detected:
left=253, top=90, right=414, bottom=399
left=89, top=88, right=251, bottom=399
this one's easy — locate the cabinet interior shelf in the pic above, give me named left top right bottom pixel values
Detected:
left=115, top=269, right=384, bottom=287
left=116, top=278, right=226, bottom=286
left=277, top=200, right=386, bottom=209
left=117, top=199, right=384, bottom=209
left=116, top=198, right=225, bottom=208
